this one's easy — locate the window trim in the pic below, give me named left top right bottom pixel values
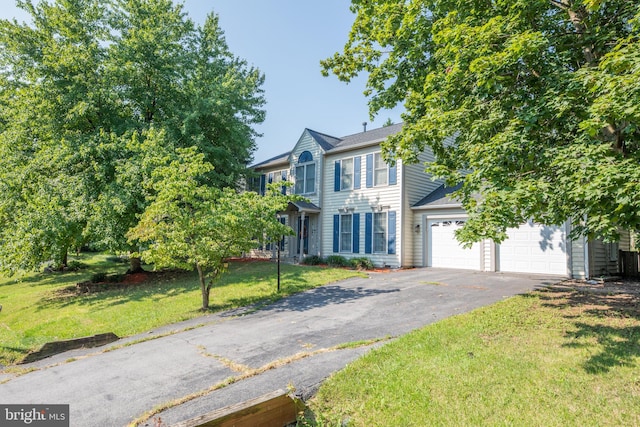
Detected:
left=373, top=152, right=388, bottom=187
left=295, top=162, right=316, bottom=195
left=340, top=158, right=354, bottom=191
left=339, top=214, right=353, bottom=253
left=373, top=212, right=387, bottom=254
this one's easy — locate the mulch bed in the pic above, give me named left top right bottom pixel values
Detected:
left=542, top=277, right=640, bottom=315
left=550, top=277, right=640, bottom=295
left=55, top=270, right=185, bottom=297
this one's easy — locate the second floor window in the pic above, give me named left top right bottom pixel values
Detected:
left=340, top=158, right=353, bottom=190
left=295, top=151, right=315, bottom=194
left=374, top=153, right=388, bottom=186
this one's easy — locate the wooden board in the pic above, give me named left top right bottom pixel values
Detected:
left=172, top=389, right=302, bottom=427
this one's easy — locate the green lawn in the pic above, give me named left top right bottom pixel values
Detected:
left=307, top=288, right=640, bottom=426
left=0, top=254, right=363, bottom=366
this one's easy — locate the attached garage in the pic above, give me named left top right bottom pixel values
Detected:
left=413, top=185, right=573, bottom=276
left=427, top=219, right=481, bottom=270
left=498, top=222, right=568, bottom=275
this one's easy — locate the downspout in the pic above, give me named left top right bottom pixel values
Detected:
left=584, top=236, right=590, bottom=279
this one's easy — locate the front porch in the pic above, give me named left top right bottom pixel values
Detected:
left=281, top=201, right=321, bottom=262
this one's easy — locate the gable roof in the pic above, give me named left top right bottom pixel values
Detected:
left=251, top=123, right=404, bottom=167
left=252, top=151, right=291, bottom=170
left=306, top=129, right=342, bottom=151
left=412, top=183, right=463, bottom=209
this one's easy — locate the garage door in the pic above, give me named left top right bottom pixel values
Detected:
left=428, top=219, right=481, bottom=270
left=499, top=222, right=567, bottom=275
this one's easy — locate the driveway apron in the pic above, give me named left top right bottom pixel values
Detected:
left=0, top=268, right=558, bottom=426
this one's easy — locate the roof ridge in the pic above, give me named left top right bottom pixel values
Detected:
left=251, top=150, right=291, bottom=168
left=338, top=122, right=403, bottom=139
left=305, top=128, right=342, bottom=141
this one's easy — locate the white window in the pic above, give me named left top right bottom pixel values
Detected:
left=373, top=212, right=387, bottom=253
left=295, top=152, right=315, bottom=194
left=340, top=214, right=352, bottom=252
left=374, top=153, right=388, bottom=186
left=341, top=158, right=353, bottom=190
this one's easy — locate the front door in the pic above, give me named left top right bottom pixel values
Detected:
left=297, top=216, right=309, bottom=255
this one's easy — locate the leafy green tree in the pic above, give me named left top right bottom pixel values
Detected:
left=127, top=146, right=295, bottom=310
left=323, top=0, right=640, bottom=244
left=0, top=0, right=110, bottom=272
left=0, top=0, right=265, bottom=273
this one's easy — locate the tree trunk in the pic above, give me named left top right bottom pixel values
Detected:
left=196, top=262, right=209, bottom=311
left=61, top=250, right=68, bottom=269
left=127, top=256, right=145, bottom=274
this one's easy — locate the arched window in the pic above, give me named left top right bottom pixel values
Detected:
left=298, top=151, right=313, bottom=163
left=295, top=151, right=315, bottom=194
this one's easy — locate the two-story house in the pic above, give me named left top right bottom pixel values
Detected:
left=250, top=123, right=633, bottom=278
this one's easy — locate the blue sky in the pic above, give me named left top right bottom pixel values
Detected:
left=1, top=0, right=403, bottom=164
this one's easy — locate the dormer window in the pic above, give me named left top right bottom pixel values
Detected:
left=295, top=151, right=315, bottom=194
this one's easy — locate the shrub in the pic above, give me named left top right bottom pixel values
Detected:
left=90, top=272, right=108, bottom=283
left=350, top=257, right=374, bottom=270
left=301, top=255, right=325, bottom=265
left=66, top=260, right=88, bottom=271
left=106, top=255, right=129, bottom=264
left=107, top=274, right=125, bottom=283
left=326, top=255, right=350, bottom=268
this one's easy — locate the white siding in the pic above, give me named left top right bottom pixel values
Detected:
left=620, top=229, right=632, bottom=251
left=403, top=148, right=442, bottom=267
left=570, top=236, right=587, bottom=279
left=589, top=229, right=630, bottom=277
left=290, top=130, right=325, bottom=207
left=321, top=146, right=402, bottom=267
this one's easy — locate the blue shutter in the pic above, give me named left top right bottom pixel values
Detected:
left=259, top=174, right=266, bottom=195
left=388, top=211, right=396, bottom=255
left=334, top=161, right=341, bottom=192
left=281, top=170, right=288, bottom=195
left=365, top=213, right=373, bottom=254
left=352, top=213, right=360, bottom=253
left=366, top=154, right=373, bottom=188
left=354, top=156, right=361, bottom=189
left=389, top=162, right=397, bottom=185
left=333, top=215, right=340, bottom=253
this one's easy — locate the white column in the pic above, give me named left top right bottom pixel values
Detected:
left=299, top=211, right=306, bottom=262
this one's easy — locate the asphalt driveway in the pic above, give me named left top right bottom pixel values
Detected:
left=0, top=268, right=560, bottom=426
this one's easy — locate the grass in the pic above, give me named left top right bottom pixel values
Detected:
left=306, top=288, right=640, bottom=426
left=0, top=253, right=363, bottom=366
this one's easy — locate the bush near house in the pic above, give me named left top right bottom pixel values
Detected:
left=349, top=257, right=374, bottom=270
left=325, top=255, right=351, bottom=268
left=301, top=255, right=325, bottom=266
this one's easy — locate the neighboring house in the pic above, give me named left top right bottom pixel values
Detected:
left=249, top=123, right=631, bottom=278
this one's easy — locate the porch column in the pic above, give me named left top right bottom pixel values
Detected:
left=299, top=211, right=306, bottom=262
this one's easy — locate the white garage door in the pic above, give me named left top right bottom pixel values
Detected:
left=499, top=222, right=567, bottom=275
left=428, top=219, right=481, bottom=270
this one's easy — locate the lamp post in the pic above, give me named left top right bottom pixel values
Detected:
left=277, top=236, right=281, bottom=293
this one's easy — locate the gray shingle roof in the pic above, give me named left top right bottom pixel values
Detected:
left=251, top=151, right=291, bottom=169
left=285, top=201, right=321, bottom=213
left=331, top=122, right=403, bottom=152
left=252, top=123, right=403, bottom=167
left=306, top=129, right=342, bottom=151
left=413, top=183, right=463, bottom=208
